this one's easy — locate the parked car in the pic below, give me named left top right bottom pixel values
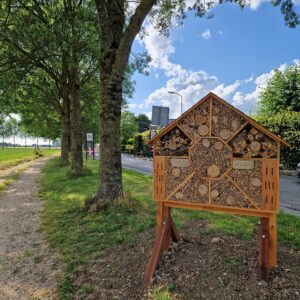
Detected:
left=297, top=163, right=300, bottom=178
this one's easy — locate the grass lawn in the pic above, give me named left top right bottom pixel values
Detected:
left=40, top=158, right=300, bottom=299
left=0, top=148, right=59, bottom=170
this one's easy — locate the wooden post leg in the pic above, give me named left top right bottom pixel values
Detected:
left=144, top=204, right=179, bottom=285
left=156, top=202, right=163, bottom=234
left=144, top=211, right=170, bottom=285
left=259, top=217, right=270, bottom=281
left=268, top=214, right=277, bottom=268
left=162, top=206, right=171, bottom=252
left=170, top=215, right=179, bottom=242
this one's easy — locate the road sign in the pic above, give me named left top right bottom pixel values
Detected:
left=85, top=132, right=95, bottom=161
left=86, top=132, right=93, bottom=142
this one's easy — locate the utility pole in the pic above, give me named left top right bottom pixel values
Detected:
left=168, top=91, right=183, bottom=115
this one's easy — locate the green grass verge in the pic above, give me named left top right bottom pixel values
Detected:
left=0, top=148, right=59, bottom=170
left=0, top=173, right=21, bottom=192
left=40, top=158, right=300, bottom=298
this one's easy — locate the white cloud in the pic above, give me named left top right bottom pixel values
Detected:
left=201, top=28, right=212, bottom=40
left=132, top=5, right=300, bottom=118
left=212, top=80, right=242, bottom=98
left=231, top=63, right=290, bottom=107
left=218, top=30, right=223, bottom=35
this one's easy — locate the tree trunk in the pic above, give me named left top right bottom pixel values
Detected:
left=13, top=136, right=15, bottom=149
left=70, top=81, right=83, bottom=175
left=60, top=95, right=71, bottom=166
left=94, top=73, right=123, bottom=201
left=90, top=0, right=156, bottom=207
left=69, top=27, right=83, bottom=175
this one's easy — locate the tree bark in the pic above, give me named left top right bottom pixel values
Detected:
left=69, top=15, right=83, bottom=176
left=69, top=79, right=83, bottom=174
left=60, top=94, right=71, bottom=166
left=94, top=73, right=123, bottom=201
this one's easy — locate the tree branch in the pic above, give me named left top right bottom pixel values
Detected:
left=114, top=0, right=156, bottom=76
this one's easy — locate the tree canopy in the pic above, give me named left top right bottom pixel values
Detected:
left=256, top=63, right=300, bottom=164
left=258, top=64, right=300, bottom=117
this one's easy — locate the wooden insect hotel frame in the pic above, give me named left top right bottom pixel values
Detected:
left=144, top=92, right=289, bottom=284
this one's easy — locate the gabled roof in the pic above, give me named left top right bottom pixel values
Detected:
left=148, top=92, right=290, bottom=147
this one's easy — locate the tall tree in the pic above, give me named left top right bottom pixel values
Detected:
left=0, top=115, right=10, bottom=148
left=6, top=118, right=20, bottom=148
left=0, top=0, right=99, bottom=174
left=136, top=113, right=151, bottom=133
left=90, top=0, right=299, bottom=207
left=121, top=111, right=138, bottom=146
left=258, top=63, right=300, bottom=117
left=256, top=62, right=300, bottom=163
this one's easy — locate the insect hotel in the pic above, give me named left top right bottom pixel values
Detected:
left=144, top=92, right=289, bottom=284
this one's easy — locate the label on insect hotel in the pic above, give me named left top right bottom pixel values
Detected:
left=233, top=160, right=254, bottom=170
left=170, top=158, right=189, bottom=168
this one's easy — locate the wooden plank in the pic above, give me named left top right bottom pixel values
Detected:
left=276, top=142, right=280, bottom=212
left=162, top=206, right=171, bottom=252
left=163, top=200, right=271, bottom=217
left=209, top=96, right=212, bottom=137
left=259, top=217, right=269, bottom=281
left=268, top=213, right=277, bottom=267
left=153, top=156, right=166, bottom=201
left=156, top=202, right=163, bottom=234
left=208, top=179, right=211, bottom=205
left=262, top=159, right=278, bottom=212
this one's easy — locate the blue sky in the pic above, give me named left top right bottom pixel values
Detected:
left=128, top=1, right=300, bottom=120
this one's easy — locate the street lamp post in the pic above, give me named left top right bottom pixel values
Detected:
left=168, top=91, right=183, bottom=115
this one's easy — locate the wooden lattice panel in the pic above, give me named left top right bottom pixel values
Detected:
left=211, top=177, right=256, bottom=209
left=211, top=99, right=247, bottom=141
left=153, top=156, right=166, bottom=201
left=155, top=127, right=191, bottom=156
left=189, top=138, right=232, bottom=178
left=165, top=157, right=190, bottom=197
left=229, top=160, right=263, bottom=207
left=178, top=99, right=210, bottom=140
left=262, top=159, right=278, bottom=212
left=168, top=174, right=209, bottom=204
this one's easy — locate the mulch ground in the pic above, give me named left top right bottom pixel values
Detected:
left=72, top=219, right=300, bottom=299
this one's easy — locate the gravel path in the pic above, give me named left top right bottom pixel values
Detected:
left=0, top=158, right=61, bottom=299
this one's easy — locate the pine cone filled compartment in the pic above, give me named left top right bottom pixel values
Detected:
left=189, top=138, right=232, bottom=178
left=154, top=126, right=191, bottom=156
left=178, top=99, right=210, bottom=140
left=211, top=99, right=247, bottom=141
left=168, top=174, right=209, bottom=204
left=229, top=124, right=278, bottom=158
left=210, top=177, right=255, bottom=209
left=165, top=157, right=190, bottom=197
left=229, top=160, right=263, bottom=207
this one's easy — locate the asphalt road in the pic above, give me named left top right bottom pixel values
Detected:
left=121, top=154, right=300, bottom=217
